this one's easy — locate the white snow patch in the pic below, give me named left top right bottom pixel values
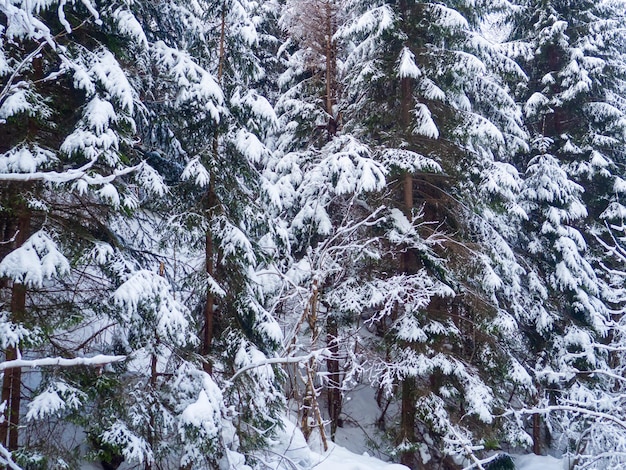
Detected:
left=398, top=47, right=421, bottom=79
left=0, top=231, right=70, bottom=287
left=313, top=444, right=408, bottom=470
left=514, top=454, right=564, bottom=470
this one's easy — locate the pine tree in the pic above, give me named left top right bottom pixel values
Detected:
left=0, top=1, right=251, bottom=467
left=335, top=0, right=538, bottom=466
left=507, top=0, right=626, bottom=463
left=117, top=0, right=287, bottom=462
left=0, top=0, right=170, bottom=465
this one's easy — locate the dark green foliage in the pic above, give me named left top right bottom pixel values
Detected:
left=486, top=454, right=516, bottom=470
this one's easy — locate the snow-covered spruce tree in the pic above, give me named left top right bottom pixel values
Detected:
left=332, top=0, right=539, bottom=467
left=505, top=0, right=626, bottom=464
left=272, top=7, right=458, bottom=461
left=75, top=0, right=284, bottom=466
left=0, top=1, right=248, bottom=468
left=124, top=0, right=286, bottom=460
left=0, top=0, right=160, bottom=465
left=269, top=0, right=450, bottom=453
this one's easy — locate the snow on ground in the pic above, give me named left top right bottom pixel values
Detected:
left=268, top=415, right=408, bottom=470
left=313, top=444, right=408, bottom=470
left=515, top=454, right=564, bottom=470
left=334, top=384, right=392, bottom=459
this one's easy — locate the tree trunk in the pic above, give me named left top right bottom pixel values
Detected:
left=399, top=147, right=419, bottom=466
left=202, top=175, right=216, bottom=375
left=533, top=412, right=541, bottom=455
left=203, top=2, right=227, bottom=375
left=0, top=212, right=30, bottom=451
left=203, top=225, right=215, bottom=375
left=300, top=281, right=329, bottom=451
left=217, top=1, right=227, bottom=82
left=301, top=282, right=319, bottom=441
left=326, top=315, right=341, bottom=439
left=399, top=376, right=418, bottom=468
left=324, top=0, right=338, bottom=139
left=145, top=340, right=159, bottom=470
left=0, top=347, right=16, bottom=449
left=324, top=2, right=335, bottom=112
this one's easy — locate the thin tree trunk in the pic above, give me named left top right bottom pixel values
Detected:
left=304, top=358, right=328, bottom=452
left=324, top=1, right=334, bottom=117
left=324, top=0, right=337, bottom=139
left=326, top=315, right=341, bottom=439
left=1, top=213, right=30, bottom=451
left=399, top=150, right=419, bottom=466
left=145, top=338, right=159, bottom=470
left=400, top=376, right=417, bottom=468
left=301, top=281, right=319, bottom=441
left=217, top=1, right=226, bottom=82
left=300, top=281, right=329, bottom=451
left=0, top=347, right=15, bottom=448
left=404, top=173, right=413, bottom=214
left=203, top=222, right=215, bottom=375
left=533, top=412, right=541, bottom=455
left=203, top=1, right=227, bottom=375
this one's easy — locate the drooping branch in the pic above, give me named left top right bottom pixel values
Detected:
left=229, top=350, right=330, bottom=382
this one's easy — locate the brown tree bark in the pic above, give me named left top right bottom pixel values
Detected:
left=203, top=2, right=226, bottom=375
left=326, top=315, right=342, bottom=439
left=400, top=376, right=418, bottom=469
left=203, top=224, right=215, bottom=375
left=0, top=212, right=30, bottom=451
left=0, top=347, right=16, bottom=449
left=398, top=174, right=419, bottom=467
left=324, top=0, right=338, bottom=139
left=533, top=412, right=541, bottom=455
left=397, top=47, right=420, bottom=465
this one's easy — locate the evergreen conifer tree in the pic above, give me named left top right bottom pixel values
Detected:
left=507, top=0, right=626, bottom=463
left=335, top=0, right=537, bottom=466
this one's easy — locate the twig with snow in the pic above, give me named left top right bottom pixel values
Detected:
left=229, top=349, right=330, bottom=383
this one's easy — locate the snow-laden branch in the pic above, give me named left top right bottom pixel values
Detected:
left=0, top=443, right=21, bottom=470
left=229, top=349, right=329, bottom=382
left=501, top=405, right=626, bottom=430
left=0, top=354, right=126, bottom=372
left=461, top=453, right=504, bottom=470
left=0, top=8, right=93, bottom=109
left=0, top=160, right=143, bottom=183
left=0, top=40, right=49, bottom=106
left=586, top=369, right=626, bottom=383
left=318, top=205, right=386, bottom=256
left=592, top=343, right=626, bottom=352
left=445, top=422, right=487, bottom=470
left=578, top=451, right=626, bottom=469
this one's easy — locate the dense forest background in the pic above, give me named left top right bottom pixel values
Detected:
left=1, top=0, right=626, bottom=468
